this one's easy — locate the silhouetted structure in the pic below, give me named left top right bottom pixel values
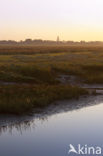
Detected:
left=57, top=36, right=60, bottom=42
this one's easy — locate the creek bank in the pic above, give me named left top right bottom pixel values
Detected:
left=0, top=95, right=103, bottom=128
left=58, top=74, right=103, bottom=95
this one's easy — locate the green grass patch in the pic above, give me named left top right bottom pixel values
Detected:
left=0, top=45, right=103, bottom=114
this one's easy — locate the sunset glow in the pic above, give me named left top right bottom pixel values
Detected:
left=0, top=0, right=103, bottom=41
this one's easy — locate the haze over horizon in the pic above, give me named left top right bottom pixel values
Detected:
left=1, top=0, right=103, bottom=41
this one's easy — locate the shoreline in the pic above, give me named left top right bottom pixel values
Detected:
left=0, top=95, right=103, bottom=129
left=0, top=79, right=103, bottom=115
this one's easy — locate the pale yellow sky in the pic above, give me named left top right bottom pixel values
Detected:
left=0, top=0, right=103, bottom=41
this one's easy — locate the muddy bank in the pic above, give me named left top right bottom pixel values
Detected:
left=0, top=95, right=103, bottom=129
left=58, top=74, right=103, bottom=95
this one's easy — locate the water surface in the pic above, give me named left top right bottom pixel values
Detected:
left=0, top=95, right=103, bottom=156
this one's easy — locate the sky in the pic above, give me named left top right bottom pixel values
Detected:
left=0, top=0, right=103, bottom=41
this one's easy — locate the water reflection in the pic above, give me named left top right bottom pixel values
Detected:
left=0, top=95, right=103, bottom=135
left=0, top=95, right=103, bottom=156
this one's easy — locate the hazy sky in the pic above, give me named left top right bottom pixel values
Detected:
left=0, top=0, right=103, bottom=41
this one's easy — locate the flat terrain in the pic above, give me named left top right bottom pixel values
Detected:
left=0, top=45, right=103, bottom=114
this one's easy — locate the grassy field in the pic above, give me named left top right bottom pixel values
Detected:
left=0, top=45, right=103, bottom=114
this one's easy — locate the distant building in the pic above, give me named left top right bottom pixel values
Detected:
left=57, top=36, right=60, bottom=42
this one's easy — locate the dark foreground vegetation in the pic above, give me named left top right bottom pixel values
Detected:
left=0, top=85, right=87, bottom=114
left=0, top=45, right=103, bottom=114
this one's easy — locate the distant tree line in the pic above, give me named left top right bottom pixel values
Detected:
left=0, top=39, right=103, bottom=45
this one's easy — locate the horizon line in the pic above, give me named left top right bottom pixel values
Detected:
left=1, top=39, right=103, bottom=42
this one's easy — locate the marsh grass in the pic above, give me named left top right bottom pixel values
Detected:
left=0, top=45, right=103, bottom=114
left=0, top=85, right=87, bottom=114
